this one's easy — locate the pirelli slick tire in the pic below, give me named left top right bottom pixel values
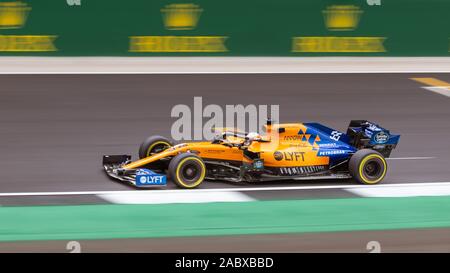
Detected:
left=139, top=135, right=172, bottom=159
left=349, top=149, right=387, bottom=185
left=169, top=153, right=206, bottom=189
left=138, top=135, right=172, bottom=171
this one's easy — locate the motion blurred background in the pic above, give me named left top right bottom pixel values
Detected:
left=0, top=0, right=447, bottom=56
left=0, top=0, right=449, bottom=253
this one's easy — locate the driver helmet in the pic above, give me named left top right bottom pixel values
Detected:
left=247, top=132, right=261, bottom=140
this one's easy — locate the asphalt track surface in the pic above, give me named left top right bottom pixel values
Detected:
left=0, top=73, right=449, bottom=193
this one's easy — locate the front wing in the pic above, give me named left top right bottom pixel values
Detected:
left=103, top=155, right=137, bottom=185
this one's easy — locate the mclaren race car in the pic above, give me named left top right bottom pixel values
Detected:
left=103, top=120, right=400, bottom=189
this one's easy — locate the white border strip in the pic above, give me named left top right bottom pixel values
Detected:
left=346, top=184, right=450, bottom=197
left=0, top=57, right=450, bottom=74
left=99, top=191, right=255, bottom=204
left=423, top=86, right=450, bottom=98
left=1, top=182, right=450, bottom=197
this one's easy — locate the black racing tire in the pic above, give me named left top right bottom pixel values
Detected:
left=168, top=153, right=206, bottom=189
left=349, top=149, right=387, bottom=185
left=138, top=135, right=172, bottom=159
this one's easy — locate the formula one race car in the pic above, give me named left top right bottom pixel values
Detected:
left=103, top=120, right=400, bottom=189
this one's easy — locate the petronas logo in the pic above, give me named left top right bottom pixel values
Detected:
left=0, top=1, right=31, bottom=29
left=161, top=3, right=203, bottom=30
left=322, top=5, right=363, bottom=31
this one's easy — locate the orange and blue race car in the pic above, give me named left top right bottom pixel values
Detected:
left=103, top=120, right=400, bottom=189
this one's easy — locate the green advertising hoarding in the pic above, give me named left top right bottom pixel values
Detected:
left=0, top=0, right=448, bottom=56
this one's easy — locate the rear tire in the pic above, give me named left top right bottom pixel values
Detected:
left=169, top=153, right=206, bottom=189
left=349, top=149, right=387, bottom=185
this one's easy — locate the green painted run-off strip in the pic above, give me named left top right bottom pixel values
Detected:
left=1, top=196, right=450, bottom=242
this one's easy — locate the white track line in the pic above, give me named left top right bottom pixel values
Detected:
left=422, top=86, right=450, bottom=98
left=346, top=184, right=450, bottom=198
left=387, top=157, right=435, bottom=160
left=2, top=71, right=450, bottom=75
left=1, top=57, right=450, bottom=74
left=1, top=182, right=450, bottom=197
left=99, top=191, right=255, bottom=204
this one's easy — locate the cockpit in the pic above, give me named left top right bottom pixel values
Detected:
left=212, top=130, right=265, bottom=148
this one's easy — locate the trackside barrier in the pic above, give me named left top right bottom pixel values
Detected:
left=0, top=0, right=448, bottom=56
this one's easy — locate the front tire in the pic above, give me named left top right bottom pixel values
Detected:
left=138, top=135, right=172, bottom=171
left=349, top=149, right=387, bottom=185
left=169, top=153, right=206, bottom=189
left=138, top=135, right=172, bottom=159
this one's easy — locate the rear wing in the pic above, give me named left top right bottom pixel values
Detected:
left=347, top=120, right=400, bottom=157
